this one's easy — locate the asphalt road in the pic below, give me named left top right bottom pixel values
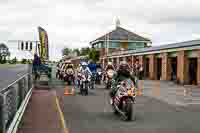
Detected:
left=0, top=64, right=30, bottom=90
left=53, top=81, right=200, bottom=133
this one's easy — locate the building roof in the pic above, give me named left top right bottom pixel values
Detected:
left=130, top=39, right=200, bottom=54
left=90, top=26, right=151, bottom=45
left=110, top=39, right=200, bottom=56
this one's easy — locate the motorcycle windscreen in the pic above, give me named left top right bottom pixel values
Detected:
left=123, top=79, right=134, bottom=89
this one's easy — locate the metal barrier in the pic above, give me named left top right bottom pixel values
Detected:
left=0, top=65, right=33, bottom=133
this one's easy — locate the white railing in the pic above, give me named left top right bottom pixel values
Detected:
left=0, top=65, right=33, bottom=133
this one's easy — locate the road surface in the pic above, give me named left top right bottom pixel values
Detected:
left=53, top=81, right=200, bottom=133
left=0, top=64, right=30, bottom=90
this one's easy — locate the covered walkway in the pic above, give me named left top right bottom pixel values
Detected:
left=103, top=40, right=200, bottom=85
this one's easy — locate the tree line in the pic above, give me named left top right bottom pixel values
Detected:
left=0, top=43, right=32, bottom=64
left=62, top=47, right=100, bottom=62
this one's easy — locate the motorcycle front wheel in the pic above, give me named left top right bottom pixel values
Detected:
left=125, top=99, right=135, bottom=121
left=85, top=82, right=89, bottom=95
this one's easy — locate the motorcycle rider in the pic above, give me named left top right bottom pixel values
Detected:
left=96, top=61, right=103, bottom=82
left=66, top=61, right=74, bottom=70
left=65, top=61, right=75, bottom=77
left=88, top=60, right=97, bottom=73
left=96, top=61, right=102, bottom=70
left=105, top=62, right=115, bottom=71
left=110, top=61, right=136, bottom=98
left=56, top=60, right=62, bottom=79
left=88, top=60, right=97, bottom=89
left=103, top=62, right=115, bottom=81
left=80, top=61, right=92, bottom=76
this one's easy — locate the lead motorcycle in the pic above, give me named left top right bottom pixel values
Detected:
left=79, top=72, right=91, bottom=96
left=110, top=79, right=136, bottom=121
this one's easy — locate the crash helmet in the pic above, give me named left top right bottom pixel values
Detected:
left=107, top=62, right=112, bottom=66
left=118, top=61, right=131, bottom=74
left=81, top=62, right=88, bottom=69
left=89, top=59, right=93, bottom=64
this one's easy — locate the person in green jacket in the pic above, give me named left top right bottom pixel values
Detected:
left=110, top=61, right=136, bottom=97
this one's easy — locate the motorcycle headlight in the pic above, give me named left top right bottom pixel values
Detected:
left=127, top=90, right=132, bottom=96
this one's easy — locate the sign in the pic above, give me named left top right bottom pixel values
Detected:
left=38, top=26, right=49, bottom=61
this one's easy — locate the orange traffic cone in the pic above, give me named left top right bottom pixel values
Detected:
left=137, top=88, right=142, bottom=96
left=64, top=86, right=70, bottom=95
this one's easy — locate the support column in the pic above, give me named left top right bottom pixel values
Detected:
left=102, top=59, right=105, bottom=69
left=161, top=53, right=170, bottom=80
left=177, top=51, right=189, bottom=84
left=167, top=58, right=172, bottom=81
left=117, top=57, right=120, bottom=64
left=149, top=54, right=156, bottom=80
left=127, top=56, right=132, bottom=67
left=123, top=56, right=126, bottom=62
left=131, top=56, right=134, bottom=68
left=138, top=55, right=144, bottom=66
left=116, top=57, right=120, bottom=69
left=197, top=51, right=200, bottom=85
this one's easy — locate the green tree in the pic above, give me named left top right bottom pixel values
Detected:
left=10, top=57, right=17, bottom=64
left=80, top=47, right=90, bottom=56
left=73, top=48, right=80, bottom=56
left=0, top=43, right=10, bottom=64
left=88, top=48, right=100, bottom=62
left=62, top=47, right=72, bottom=56
left=21, top=59, right=27, bottom=64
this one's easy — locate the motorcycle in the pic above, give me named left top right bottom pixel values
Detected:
left=59, top=69, right=64, bottom=80
left=77, top=72, right=82, bottom=88
left=80, top=72, right=91, bottom=96
left=111, top=79, right=136, bottom=121
left=90, top=72, right=96, bottom=90
left=96, top=68, right=102, bottom=84
left=105, top=69, right=115, bottom=89
left=64, top=68, right=74, bottom=85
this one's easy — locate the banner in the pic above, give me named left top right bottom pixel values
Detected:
left=38, top=26, right=49, bottom=61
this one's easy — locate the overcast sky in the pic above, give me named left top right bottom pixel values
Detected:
left=1, top=0, right=200, bottom=61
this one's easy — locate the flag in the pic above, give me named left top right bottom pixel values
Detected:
left=38, top=26, right=49, bottom=61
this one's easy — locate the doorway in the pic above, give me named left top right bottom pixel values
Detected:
left=156, top=58, right=162, bottom=80
left=189, top=58, right=197, bottom=85
left=171, top=57, right=177, bottom=81
left=144, top=58, right=150, bottom=78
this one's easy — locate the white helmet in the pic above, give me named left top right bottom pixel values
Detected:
left=81, top=62, right=88, bottom=66
left=108, top=62, right=112, bottom=65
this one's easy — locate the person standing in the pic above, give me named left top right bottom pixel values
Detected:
left=32, top=54, right=41, bottom=79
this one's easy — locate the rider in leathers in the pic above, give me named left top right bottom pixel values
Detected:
left=80, top=62, right=92, bottom=76
left=110, top=61, right=135, bottom=98
left=105, top=62, right=115, bottom=71
left=103, top=62, right=115, bottom=81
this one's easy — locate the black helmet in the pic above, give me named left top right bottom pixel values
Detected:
left=118, top=61, right=131, bottom=74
